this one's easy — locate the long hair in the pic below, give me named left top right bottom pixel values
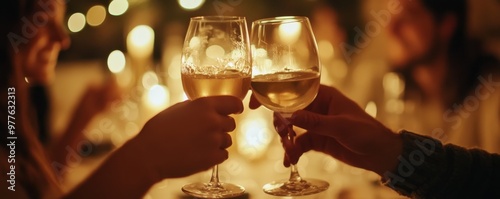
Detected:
left=1, top=0, right=61, bottom=198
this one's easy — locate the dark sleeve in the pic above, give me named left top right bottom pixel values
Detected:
left=382, top=130, right=500, bottom=199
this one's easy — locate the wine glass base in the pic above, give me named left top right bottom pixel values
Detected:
left=182, top=182, right=245, bottom=198
left=263, top=178, right=329, bottom=196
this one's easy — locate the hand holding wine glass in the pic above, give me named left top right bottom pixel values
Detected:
left=180, top=16, right=251, bottom=198
left=250, top=16, right=329, bottom=196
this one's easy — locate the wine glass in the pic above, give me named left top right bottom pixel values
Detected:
left=180, top=16, right=251, bottom=198
left=250, top=16, right=329, bottom=196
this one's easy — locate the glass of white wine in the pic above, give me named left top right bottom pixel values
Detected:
left=250, top=16, right=329, bottom=196
left=180, top=16, right=251, bottom=198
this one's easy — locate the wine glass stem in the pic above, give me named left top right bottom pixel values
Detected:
left=289, top=164, right=303, bottom=182
left=209, top=165, right=221, bottom=188
left=281, top=112, right=304, bottom=183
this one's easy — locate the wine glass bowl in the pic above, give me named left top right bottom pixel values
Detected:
left=181, top=16, right=252, bottom=100
left=180, top=16, right=250, bottom=198
left=250, top=16, right=329, bottom=196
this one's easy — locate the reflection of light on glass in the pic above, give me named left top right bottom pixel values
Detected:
left=254, top=48, right=267, bottom=58
left=296, top=42, right=310, bottom=60
left=86, top=5, right=106, bottom=26
left=206, top=45, right=225, bottom=59
left=108, top=0, right=129, bottom=16
left=231, top=49, right=244, bottom=60
left=237, top=118, right=273, bottom=160
left=383, top=72, right=405, bottom=97
left=142, top=71, right=159, bottom=89
left=178, top=0, right=205, bottom=10
left=279, top=21, right=302, bottom=44
left=189, top=37, right=201, bottom=49
left=253, top=58, right=273, bottom=76
left=318, top=40, right=334, bottom=60
left=127, top=25, right=155, bottom=59
left=264, top=59, right=273, bottom=68
left=145, top=85, right=170, bottom=109
left=365, top=101, right=377, bottom=118
left=24, top=77, right=29, bottom=83
left=68, top=13, right=86, bottom=32
left=168, top=54, right=182, bottom=79
left=107, top=50, right=126, bottom=73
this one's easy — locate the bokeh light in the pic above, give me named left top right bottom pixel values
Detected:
left=206, top=45, right=225, bottom=59
left=178, top=0, right=205, bottom=10
left=87, top=5, right=107, bottom=26
left=68, top=13, right=86, bottom=32
left=237, top=116, right=273, bottom=160
left=127, top=25, right=155, bottom=58
left=142, top=71, right=159, bottom=90
left=109, top=0, right=129, bottom=16
left=365, top=101, right=378, bottom=118
left=145, top=85, right=170, bottom=109
left=107, top=50, right=126, bottom=73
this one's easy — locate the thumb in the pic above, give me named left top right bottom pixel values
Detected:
left=249, top=94, right=261, bottom=110
left=290, top=110, right=329, bottom=132
left=291, top=110, right=352, bottom=138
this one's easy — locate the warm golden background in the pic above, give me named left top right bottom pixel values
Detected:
left=49, top=0, right=500, bottom=198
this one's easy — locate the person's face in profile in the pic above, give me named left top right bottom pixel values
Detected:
left=19, top=0, right=70, bottom=84
left=386, top=0, right=441, bottom=69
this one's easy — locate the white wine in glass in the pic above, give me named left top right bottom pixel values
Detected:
left=181, top=16, right=251, bottom=198
left=251, top=16, right=329, bottom=196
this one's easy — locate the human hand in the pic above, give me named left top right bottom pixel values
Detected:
left=130, top=96, right=243, bottom=179
left=77, top=78, right=122, bottom=120
left=252, top=85, right=403, bottom=176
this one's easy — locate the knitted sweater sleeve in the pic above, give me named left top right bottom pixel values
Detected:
left=383, top=130, right=500, bottom=199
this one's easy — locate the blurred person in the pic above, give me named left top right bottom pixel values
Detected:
left=14, top=0, right=121, bottom=167
left=384, top=0, right=500, bottom=152
left=311, top=0, right=393, bottom=112
left=1, top=0, right=242, bottom=198
left=250, top=85, right=500, bottom=198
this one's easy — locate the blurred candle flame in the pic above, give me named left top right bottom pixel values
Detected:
left=127, top=25, right=155, bottom=59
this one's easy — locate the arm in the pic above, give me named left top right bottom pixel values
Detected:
left=259, top=85, right=500, bottom=198
left=63, top=138, right=159, bottom=199
left=385, top=130, right=500, bottom=199
left=64, top=96, right=243, bottom=198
